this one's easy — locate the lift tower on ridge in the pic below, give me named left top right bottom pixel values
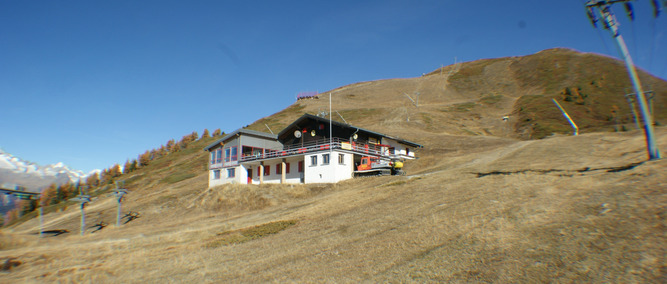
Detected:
left=585, top=0, right=662, bottom=160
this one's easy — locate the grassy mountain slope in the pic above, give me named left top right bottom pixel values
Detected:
left=1, top=48, right=666, bottom=282
left=249, top=48, right=666, bottom=140
left=1, top=129, right=664, bottom=282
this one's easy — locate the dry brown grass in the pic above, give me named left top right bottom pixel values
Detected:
left=1, top=127, right=665, bottom=283
left=244, top=48, right=665, bottom=142
left=204, top=219, right=298, bottom=248
left=196, top=183, right=317, bottom=212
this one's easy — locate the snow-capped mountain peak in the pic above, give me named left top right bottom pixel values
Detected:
left=0, top=149, right=95, bottom=191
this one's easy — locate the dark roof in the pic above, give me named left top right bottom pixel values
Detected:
left=204, top=128, right=277, bottom=151
left=277, top=113, right=423, bottom=148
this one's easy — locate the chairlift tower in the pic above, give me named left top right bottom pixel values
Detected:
left=70, top=194, right=91, bottom=236
left=112, top=181, right=129, bottom=228
left=585, top=0, right=661, bottom=160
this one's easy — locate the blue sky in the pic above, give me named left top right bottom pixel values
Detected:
left=1, top=0, right=666, bottom=173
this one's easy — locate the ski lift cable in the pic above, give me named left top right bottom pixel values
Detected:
left=647, top=0, right=665, bottom=74
left=629, top=9, right=639, bottom=64
left=648, top=14, right=657, bottom=71
left=660, top=51, right=667, bottom=79
left=620, top=2, right=639, bottom=61
left=656, top=9, right=667, bottom=79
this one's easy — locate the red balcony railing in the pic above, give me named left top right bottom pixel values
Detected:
left=240, top=138, right=387, bottom=162
left=209, top=138, right=391, bottom=169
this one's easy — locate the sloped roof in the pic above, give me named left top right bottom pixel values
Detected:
left=203, top=128, right=277, bottom=151
left=277, top=113, right=423, bottom=148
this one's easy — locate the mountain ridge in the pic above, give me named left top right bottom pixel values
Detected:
left=0, top=148, right=96, bottom=192
left=244, top=48, right=666, bottom=141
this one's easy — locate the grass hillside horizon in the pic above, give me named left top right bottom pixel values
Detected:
left=247, top=48, right=666, bottom=141
left=1, top=48, right=665, bottom=282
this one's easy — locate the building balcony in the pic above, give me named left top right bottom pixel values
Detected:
left=238, top=137, right=388, bottom=163
left=208, top=137, right=411, bottom=169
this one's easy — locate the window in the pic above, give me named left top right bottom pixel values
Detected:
left=227, top=168, right=235, bottom=178
left=322, top=154, right=330, bottom=165
left=276, top=163, right=291, bottom=174
left=223, top=146, right=238, bottom=163
left=298, top=161, right=304, bottom=172
left=265, top=165, right=270, bottom=176
left=212, top=149, right=222, bottom=164
left=231, top=146, right=238, bottom=161
left=213, top=170, right=221, bottom=180
left=311, top=155, right=317, bottom=166
left=338, top=154, right=345, bottom=164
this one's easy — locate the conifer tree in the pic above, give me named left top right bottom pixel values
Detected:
left=86, top=172, right=100, bottom=188
left=176, top=136, right=188, bottom=150
left=201, top=129, right=210, bottom=138
left=149, top=149, right=158, bottom=161
left=123, top=160, right=132, bottom=174
left=100, top=168, right=111, bottom=184
left=181, top=134, right=191, bottom=147
left=166, top=139, right=176, bottom=153
left=55, top=184, right=64, bottom=203
left=212, top=129, right=221, bottom=136
left=139, top=150, right=151, bottom=166
left=58, top=182, right=75, bottom=201
left=110, top=164, right=122, bottom=178
left=19, top=199, right=37, bottom=216
left=157, top=145, right=167, bottom=157
left=42, top=183, right=58, bottom=205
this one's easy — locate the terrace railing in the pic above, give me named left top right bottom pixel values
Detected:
left=239, top=137, right=386, bottom=162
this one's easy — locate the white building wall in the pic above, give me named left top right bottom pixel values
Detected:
left=237, top=166, right=248, bottom=184
left=211, top=151, right=361, bottom=186
left=248, top=156, right=305, bottom=185
left=209, top=169, right=225, bottom=187
left=209, top=165, right=246, bottom=187
left=382, top=138, right=416, bottom=159
left=304, top=151, right=353, bottom=183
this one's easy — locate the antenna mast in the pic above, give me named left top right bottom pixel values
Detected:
left=585, top=0, right=661, bottom=160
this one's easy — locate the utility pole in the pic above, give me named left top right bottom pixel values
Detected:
left=585, top=0, right=661, bottom=160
